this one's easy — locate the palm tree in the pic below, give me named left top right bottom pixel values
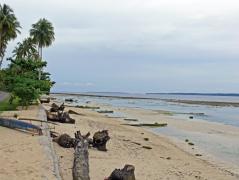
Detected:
left=30, top=18, right=55, bottom=60
left=13, top=37, right=38, bottom=59
left=0, top=4, right=21, bottom=68
left=30, top=18, right=54, bottom=80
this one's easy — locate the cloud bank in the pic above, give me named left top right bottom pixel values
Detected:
left=2, top=0, right=239, bottom=92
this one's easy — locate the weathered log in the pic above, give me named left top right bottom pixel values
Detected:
left=59, top=103, right=65, bottom=111
left=107, top=165, right=136, bottom=180
left=58, top=111, right=75, bottom=124
left=46, top=110, right=75, bottom=124
left=46, top=110, right=58, bottom=120
left=68, top=109, right=84, bottom=115
left=53, top=130, right=110, bottom=151
left=50, top=103, right=65, bottom=112
left=53, top=133, right=76, bottom=148
left=50, top=103, right=60, bottom=112
left=92, top=130, right=110, bottom=151
left=72, top=131, right=90, bottom=180
left=50, top=131, right=59, bottom=138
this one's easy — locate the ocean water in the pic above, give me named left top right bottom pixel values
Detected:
left=53, top=92, right=239, bottom=167
left=55, top=92, right=239, bottom=127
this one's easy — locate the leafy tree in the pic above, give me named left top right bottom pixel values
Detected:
left=0, top=7, right=55, bottom=108
left=12, top=77, right=40, bottom=108
left=2, top=58, right=54, bottom=107
left=0, top=4, right=21, bottom=68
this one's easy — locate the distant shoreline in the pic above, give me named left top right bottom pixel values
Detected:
left=51, top=92, right=239, bottom=107
left=147, top=93, right=239, bottom=97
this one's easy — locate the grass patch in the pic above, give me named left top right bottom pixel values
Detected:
left=0, top=97, right=19, bottom=112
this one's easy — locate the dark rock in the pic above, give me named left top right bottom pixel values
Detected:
left=65, top=98, right=74, bottom=102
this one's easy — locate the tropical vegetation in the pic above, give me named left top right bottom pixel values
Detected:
left=0, top=4, right=21, bottom=69
left=0, top=3, right=55, bottom=108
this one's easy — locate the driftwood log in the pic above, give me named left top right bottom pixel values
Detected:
left=72, top=131, right=90, bottom=180
left=46, top=110, right=75, bottom=124
left=107, top=165, right=136, bottom=180
left=53, top=134, right=76, bottom=148
left=50, top=103, right=65, bottom=112
left=68, top=109, right=84, bottom=115
left=52, top=130, right=110, bottom=151
left=93, top=130, right=110, bottom=151
left=52, top=131, right=91, bottom=149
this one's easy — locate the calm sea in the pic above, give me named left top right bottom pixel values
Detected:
left=56, top=92, right=239, bottom=127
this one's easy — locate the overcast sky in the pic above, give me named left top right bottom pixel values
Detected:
left=2, top=0, right=239, bottom=93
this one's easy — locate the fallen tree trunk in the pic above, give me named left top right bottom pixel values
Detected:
left=68, top=109, right=84, bottom=116
left=53, top=133, right=76, bottom=148
left=50, top=103, right=65, bottom=112
left=107, top=165, right=136, bottom=180
left=52, top=130, right=110, bottom=151
left=46, top=110, right=75, bottom=124
left=92, top=130, right=110, bottom=151
left=72, top=131, right=90, bottom=180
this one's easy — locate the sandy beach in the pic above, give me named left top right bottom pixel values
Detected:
left=0, top=99, right=239, bottom=179
left=0, top=105, right=58, bottom=180
left=1, top=1, right=239, bottom=179
left=44, top=100, right=239, bottom=180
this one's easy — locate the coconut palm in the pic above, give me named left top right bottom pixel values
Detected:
left=30, top=18, right=55, bottom=59
left=13, top=37, right=38, bottom=59
left=0, top=4, right=21, bottom=68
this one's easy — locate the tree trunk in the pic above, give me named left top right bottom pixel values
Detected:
left=0, top=56, right=3, bottom=69
left=38, top=46, right=43, bottom=80
left=72, top=131, right=90, bottom=180
left=0, top=34, right=3, bottom=69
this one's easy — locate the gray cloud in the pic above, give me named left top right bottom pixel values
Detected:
left=2, top=0, right=239, bottom=92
